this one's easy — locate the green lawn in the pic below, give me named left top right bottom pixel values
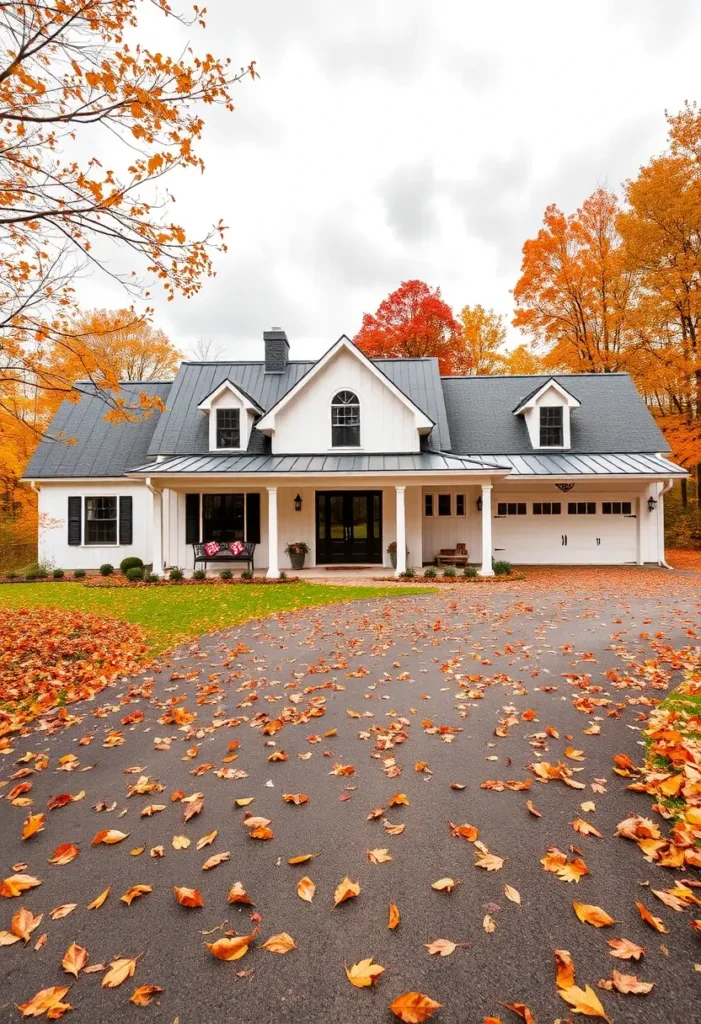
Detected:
left=0, top=581, right=426, bottom=653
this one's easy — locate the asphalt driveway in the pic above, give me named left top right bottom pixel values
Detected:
left=1, top=586, right=699, bottom=1023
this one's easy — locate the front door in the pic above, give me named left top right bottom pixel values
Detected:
left=316, top=491, right=383, bottom=564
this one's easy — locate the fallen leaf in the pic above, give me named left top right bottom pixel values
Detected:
left=367, top=848, right=392, bottom=864
left=475, top=854, right=505, bottom=871
left=91, top=829, right=128, bottom=846
left=235, top=797, right=255, bottom=807
left=597, top=970, right=654, bottom=994
left=130, top=985, right=164, bottom=1006
left=102, top=955, right=139, bottom=988
left=432, top=877, right=458, bottom=893
left=17, top=986, right=72, bottom=1018
left=555, top=948, right=575, bottom=989
left=227, top=882, right=254, bottom=906
left=205, top=929, right=257, bottom=961
left=526, top=800, right=542, bottom=817
left=559, top=984, right=610, bottom=1021
left=50, top=904, right=77, bottom=920
left=87, top=887, right=110, bottom=910
left=202, top=852, right=230, bottom=871
left=571, top=818, right=603, bottom=839
left=573, top=901, right=616, bottom=927
left=504, top=884, right=521, bottom=905
left=607, top=938, right=645, bottom=960
left=425, top=938, right=457, bottom=956
left=48, top=844, right=79, bottom=866
left=172, top=835, right=191, bottom=850
left=483, top=915, right=496, bottom=933
left=297, top=876, right=315, bottom=903
left=121, top=885, right=152, bottom=906
left=0, top=874, right=42, bottom=898
left=283, top=793, right=309, bottom=805
left=635, top=901, right=668, bottom=934
left=389, top=991, right=442, bottom=1022
left=498, top=1001, right=536, bottom=1024
left=196, top=829, right=218, bottom=851
left=173, top=886, right=204, bottom=908
left=388, top=903, right=400, bottom=929
left=389, top=793, right=409, bottom=807
left=21, top=813, right=46, bottom=841
left=334, top=877, right=360, bottom=906
left=288, top=854, right=319, bottom=865
left=259, top=932, right=296, bottom=954
left=11, top=907, right=43, bottom=942
left=62, top=942, right=88, bottom=978
left=346, top=957, right=386, bottom=987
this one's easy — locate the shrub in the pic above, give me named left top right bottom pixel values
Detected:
left=240, top=569, right=253, bottom=580
left=492, top=559, right=512, bottom=576
left=192, top=568, right=206, bottom=581
left=219, top=569, right=233, bottom=580
left=144, top=573, right=159, bottom=583
left=99, top=563, right=114, bottom=576
left=6, top=572, right=18, bottom=580
left=52, top=568, right=65, bottom=579
left=126, top=567, right=144, bottom=581
left=73, top=569, right=86, bottom=579
left=463, top=565, right=478, bottom=577
left=399, top=566, right=416, bottom=578
left=443, top=565, right=457, bottom=577
left=22, top=561, right=50, bottom=579
left=279, top=571, right=288, bottom=580
left=120, top=556, right=144, bottom=574
left=423, top=566, right=437, bottom=578
left=169, top=567, right=184, bottom=581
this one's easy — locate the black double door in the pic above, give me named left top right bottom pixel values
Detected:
left=315, top=491, right=383, bottom=564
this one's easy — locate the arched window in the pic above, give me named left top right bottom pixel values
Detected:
left=331, top=390, right=360, bottom=447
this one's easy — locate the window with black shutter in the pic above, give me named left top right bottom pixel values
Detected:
left=67, top=496, right=82, bottom=545
left=246, top=493, right=261, bottom=544
left=84, top=496, right=118, bottom=544
left=119, top=496, right=133, bottom=545
left=185, top=494, right=200, bottom=544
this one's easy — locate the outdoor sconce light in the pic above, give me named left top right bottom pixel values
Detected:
left=647, top=496, right=657, bottom=513
left=476, top=495, right=483, bottom=512
left=294, top=493, right=302, bottom=512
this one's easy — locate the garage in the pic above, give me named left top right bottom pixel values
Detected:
left=492, top=495, right=639, bottom=565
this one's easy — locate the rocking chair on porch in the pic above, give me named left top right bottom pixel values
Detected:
left=435, top=543, right=469, bottom=566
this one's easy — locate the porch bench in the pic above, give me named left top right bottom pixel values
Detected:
left=435, top=544, right=469, bottom=566
left=192, top=542, right=256, bottom=573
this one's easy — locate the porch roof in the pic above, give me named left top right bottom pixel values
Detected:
left=475, top=452, right=686, bottom=477
left=128, top=451, right=508, bottom=476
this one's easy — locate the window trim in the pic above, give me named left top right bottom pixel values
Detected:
left=567, top=501, right=597, bottom=515
left=215, top=407, right=242, bottom=451
left=539, top=405, right=564, bottom=448
left=496, top=502, right=527, bottom=517
left=602, top=501, right=633, bottom=516
left=83, top=494, right=120, bottom=546
left=533, top=502, right=561, bottom=515
left=330, top=390, right=361, bottom=449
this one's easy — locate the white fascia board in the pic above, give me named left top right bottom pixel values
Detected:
left=513, top=378, right=581, bottom=415
left=255, top=335, right=434, bottom=435
left=197, top=379, right=262, bottom=414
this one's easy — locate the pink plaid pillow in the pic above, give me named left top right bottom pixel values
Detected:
left=203, top=541, right=219, bottom=557
left=229, top=540, right=245, bottom=556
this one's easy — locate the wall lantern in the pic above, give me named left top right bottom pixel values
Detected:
left=294, top=493, right=303, bottom=512
left=647, top=496, right=657, bottom=513
left=476, top=495, right=483, bottom=512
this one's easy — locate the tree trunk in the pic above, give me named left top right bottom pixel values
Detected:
left=681, top=477, right=688, bottom=507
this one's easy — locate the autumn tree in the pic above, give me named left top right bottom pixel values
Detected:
left=0, top=0, right=255, bottom=427
left=502, top=344, right=547, bottom=376
left=354, top=280, right=460, bottom=375
left=452, top=304, right=508, bottom=375
left=513, top=189, right=638, bottom=373
left=48, top=308, right=182, bottom=387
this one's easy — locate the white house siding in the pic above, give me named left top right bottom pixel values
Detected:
left=272, top=347, right=420, bottom=454
left=37, top=481, right=152, bottom=571
left=421, top=485, right=481, bottom=564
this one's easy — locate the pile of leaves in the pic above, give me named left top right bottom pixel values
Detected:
left=0, top=609, right=148, bottom=735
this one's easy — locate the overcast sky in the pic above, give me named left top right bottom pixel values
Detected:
left=78, top=0, right=701, bottom=364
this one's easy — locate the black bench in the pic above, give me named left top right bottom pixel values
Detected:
left=192, top=542, right=256, bottom=572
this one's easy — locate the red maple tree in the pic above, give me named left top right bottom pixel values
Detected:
left=354, top=280, right=459, bottom=374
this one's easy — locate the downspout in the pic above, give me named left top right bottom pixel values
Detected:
left=145, top=477, right=164, bottom=574
left=658, top=478, right=675, bottom=569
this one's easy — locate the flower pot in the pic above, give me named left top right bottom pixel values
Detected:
left=289, top=551, right=306, bottom=570
left=389, top=551, right=397, bottom=570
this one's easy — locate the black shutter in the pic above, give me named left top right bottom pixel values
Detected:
left=67, top=496, right=81, bottom=545
left=185, top=493, right=200, bottom=544
left=119, top=496, right=133, bottom=545
left=246, top=492, right=260, bottom=544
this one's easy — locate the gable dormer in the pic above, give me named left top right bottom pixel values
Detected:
left=255, top=336, right=434, bottom=454
left=513, top=378, right=580, bottom=450
left=197, top=380, right=263, bottom=453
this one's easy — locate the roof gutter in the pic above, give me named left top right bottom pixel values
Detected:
left=29, top=480, right=40, bottom=494
left=144, top=477, right=162, bottom=497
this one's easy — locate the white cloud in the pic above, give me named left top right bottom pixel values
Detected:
left=72, top=0, right=701, bottom=358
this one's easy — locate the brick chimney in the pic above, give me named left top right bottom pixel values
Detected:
left=264, top=328, right=289, bottom=373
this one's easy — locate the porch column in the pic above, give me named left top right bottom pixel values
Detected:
left=395, top=485, right=406, bottom=576
left=151, top=488, right=163, bottom=575
left=479, top=483, right=494, bottom=576
left=266, top=486, right=279, bottom=578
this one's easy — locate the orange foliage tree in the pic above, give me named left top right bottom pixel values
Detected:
left=513, top=189, right=638, bottom=373
left=0, top=0, right=255, bottom=426
left=354, top=280, right=460, bottom=375
left=453, top=304, right=508, bottom=375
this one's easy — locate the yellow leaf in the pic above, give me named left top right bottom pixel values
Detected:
left=424, top=938, right=456, bottom=956
left=345, top=957, right=386, bottom=987
left=504, top=884, right=521, bottom=905
left=202, top=851, right=230, bottom=871
left=235, top=798, right=255, bottom=807
left=87, top=887, right=111, bottom=910
left=120, top=885, right=152, bottom=906
left=555, top=948, right=575, bottom=989
left=62, top=942, right=88, bottom=977
left=21, top=813, right=45, bottom=841
left=259, top=932, right=296, bottom=954
left=367, top=848, right=392, bottom=864
left=288, top=853, right=319, bottom=865
left=172, top=835, right=190, bottom=850
left=483, top=914, right=496, bottom=933
left=475, top=853, right=505, bottom=871
left=573, top=902, right=616, bottom=927
left=102, top=956, right=139, bottom=988
left=196, top=829, right=218, bottom=851
left=333, top=876, right=360, bottom=906
left=0, top=874, right=42, bottom=898
left=558, top=984, right=610, bottom=1021
left=297, top=876, right=315, bottom=903
left=431, top=877, right=458, bottom=893
left=17, top=986, right=72, bottom=1018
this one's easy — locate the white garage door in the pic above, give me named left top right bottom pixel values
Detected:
left=492, top=498, right=638, bottom=565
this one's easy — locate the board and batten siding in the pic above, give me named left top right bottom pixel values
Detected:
left=272, top=347, right=420, bottom=455
left=37, top=481, right=152, bottom=570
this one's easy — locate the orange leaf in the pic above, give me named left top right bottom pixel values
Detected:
left=345, top=957, right=385, bottom=987
left=11, top=907, right=43, bottom=942
left=205, top=929, right=257, bottom=961
left=120, top=884, right=152, bottom=906
left=297, top=876, right=315, bottom=903
left=573, top=902, right=616, bottom=927
left=48, top=844, right=80, bottom=865
left=102, top=955, right=139, bottom=988
left=21, top=813, right=46, bottom=841
left=554, top=948, right=575, bottom=989
left=333, top=876, right=360, bottom=906
left=227, top=882, right=254, bottom=905
left=202, top=851, right=230, bottom=871
left=389, top=991, right=442, bottom=1022
left=388, top=903, right=400, bottom=929
left=87, top=887, right=110, bottom=910
left=173, top=886, right=204, bottom=908
left=17, top=986, right=72, bottom=1018
left=635, top=901, right=668, bottom=934
left=91, top=829, right=128, bottom=846
left=0, top=873, right=41, bottom=898
left=62, top=942, right=88, bottom=977
left=130, top=985, right=164, bottom=1006
left=259, top=932, right=296, bottom=954
left=607, top=938, right=645, bottom=960
left=558, top=984, right=610, bottom=1021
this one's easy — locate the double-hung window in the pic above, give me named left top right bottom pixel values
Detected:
left=85, top=497, right=118, bottom=544
left=539, top=407, right=563, bottom=446
left=216, top=408, right=241, bottom=449
left=331, top=391, right=360, bottom=447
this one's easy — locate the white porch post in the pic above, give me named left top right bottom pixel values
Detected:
left=479, top=483, right=494, bottom=576
left=395, top=485, right=406, bottom=576
left=151, top=487, right=163, bottom=575
left=266, top=486, right=279, bottom=578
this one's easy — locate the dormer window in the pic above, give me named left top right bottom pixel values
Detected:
left=216, top=408, right=240, bottom=449
left=540, top=407, right=563, bottom=447
left=331, top=390, right=360, bottom=447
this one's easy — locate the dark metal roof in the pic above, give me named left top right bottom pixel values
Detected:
left=441, top=373, right=669, bottom=455
left=129, top=451, right=505, bottom=476
left=477, top=452, right=686, bottom=476
left=146, top=356, right=450, bottom=458
left=23, top=382, right=172, bottom=479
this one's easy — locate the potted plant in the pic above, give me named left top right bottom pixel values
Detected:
left=285, top=541, right=309, bottom=570
left=386, top=541, right=409, bottom=570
